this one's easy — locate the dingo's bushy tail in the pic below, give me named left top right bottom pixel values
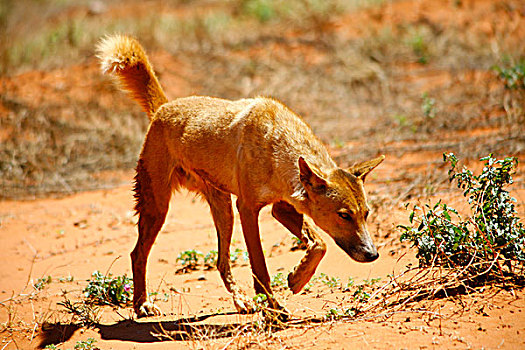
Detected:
left=96, top=34, right=168, bottom=119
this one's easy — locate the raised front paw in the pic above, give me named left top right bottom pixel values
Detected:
left=136, top=301, right=162, bottom=318
left=288, top=267, right=315, bottom=294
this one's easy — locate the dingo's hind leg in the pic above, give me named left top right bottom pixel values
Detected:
left=205, top=189, right=256, bottom=314
left=272, top=201, right=326, bottom=294
left=131, top=123, right=173, bottom=317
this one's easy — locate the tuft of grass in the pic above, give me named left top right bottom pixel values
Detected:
left=176, top=248, right=249, bottom=273
left=58, top=296, right=101, bottom=328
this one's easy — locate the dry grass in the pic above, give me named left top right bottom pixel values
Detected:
left=1, top=0, right=524, bottom=199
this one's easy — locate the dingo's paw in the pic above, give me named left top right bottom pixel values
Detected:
left=232, top=292, right=257, bottom=314
left=136, top=301, right=162, bottom=318
left=262, top=299, right=290, bottom=322
left=287, top=269, right=312, bottom=294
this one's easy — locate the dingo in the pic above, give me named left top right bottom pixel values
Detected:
left=97, top=35, right=384, bottom=317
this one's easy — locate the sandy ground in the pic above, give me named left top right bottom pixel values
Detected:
left=1, top=171, right=524, bottom=349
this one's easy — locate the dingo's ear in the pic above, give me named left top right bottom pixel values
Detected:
left=349, top=155, right=385, bottom=181
left=298, top=157, right=327, bottom=193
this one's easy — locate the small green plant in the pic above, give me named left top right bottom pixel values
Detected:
left=58, top=275, right=75, bottom=283
left=271, top=272, right=287, bottom=288
left=353, top=284, right=371, bottom=302
left=241, top=0, right=276, bottom=22
left=230, top=247, right=249, bottom=264
left=400, top=154, right=525, bottom=278
left=421, top=92, right=436, bottom=119
left=392, top=114, right=409, bottom=127
left=342, top=277, right=355, bottom=291
left=204, top=249, right=218, bottom=268
left=74, top=338, right=98, bottom=350
left=363, top=277, right=382, bottom=286
left=176, top=249, right=203, bottom=269
left=83, top=271, right=133, bottom=306
left=318, top=273, right=341, bottom=289
left=290, top=236, right=307, bottom=251
left=177, top=248, right=249, bottom=271
left=409, top=32, right=429, bottom=64
left=493, top=60, right=525, bottom=90
left=44, top=338, right=98, bottom=350
left=252, top=293, right=269, bottom=311
left=34, top=276, right=52, bottom=290
left=324, top=307, right=355, bottom=320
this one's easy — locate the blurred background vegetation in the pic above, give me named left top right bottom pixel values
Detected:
left=0, top=0, right=523, bottom=199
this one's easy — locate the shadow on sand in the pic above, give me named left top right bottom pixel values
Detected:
left=37, top=311, right=288, bottom=348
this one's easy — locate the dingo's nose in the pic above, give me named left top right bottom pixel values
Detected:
left=364, top=250, right=379, bottom=262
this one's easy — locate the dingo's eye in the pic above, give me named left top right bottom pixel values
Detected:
left=338, top=212, right=352, bottom=221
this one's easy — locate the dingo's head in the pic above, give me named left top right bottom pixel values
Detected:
left=298, top=155, right=384, bottom=263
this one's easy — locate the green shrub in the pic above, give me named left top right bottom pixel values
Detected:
left=83, top=271, right=133, bottom=306
left=400, top=154, right=525, bottom=277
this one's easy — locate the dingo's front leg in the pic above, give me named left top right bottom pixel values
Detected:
left=272, top=201, right=326, bottom=294
left=205, top=189, right=256, bottom=314
left=237, top=200, right=284, bottom=313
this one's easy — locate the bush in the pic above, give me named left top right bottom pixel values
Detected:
left=400, top=154, right=525, bottom=278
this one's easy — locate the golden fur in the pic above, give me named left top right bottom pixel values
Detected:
left=97, top=34, right=384, bottom=317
